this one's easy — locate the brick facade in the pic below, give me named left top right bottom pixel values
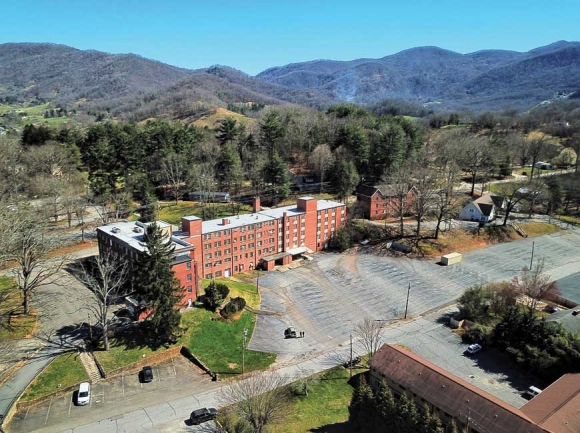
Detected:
left=97, top=197, right=346, bottom=303
left=356, top=184, right=417, bottom=220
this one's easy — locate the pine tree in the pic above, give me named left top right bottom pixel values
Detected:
left=374, top=381, right=396, bottom=431
left=348, top=376, right=377, bottom=432
left=396, top=393, right=420, bottom=433
left=134, top=223, right=181, bottom=344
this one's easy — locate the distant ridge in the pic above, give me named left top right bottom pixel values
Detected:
left=0, top=41, right=579, bottom=114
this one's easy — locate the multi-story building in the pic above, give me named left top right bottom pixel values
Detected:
left=355, top=184, right=417, bottom=220
left=96, top=196, right=346, bottom=304
left=96, top=220, right=198, bottom=308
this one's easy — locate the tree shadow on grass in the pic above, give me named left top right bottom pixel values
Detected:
left=310, top=421, right=352, bottom=433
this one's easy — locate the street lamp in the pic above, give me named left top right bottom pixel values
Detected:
left=242, top=328, right=248, bottom=374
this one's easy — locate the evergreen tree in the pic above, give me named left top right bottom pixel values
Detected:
left=215, top=116, right=239, bottom=146
left=331, top=158, right=359, bottom=203
left=396, top=393, right=420, bottom=433
left=374, top=381, right=396, bottom=431
left=259, top=111, right=285, bottom=159
left=138, top=191, right=158, bottom=223
left=262, top=152, right=290, bottom=203
left=348, top=377, right=377, bottom=432
left=134, top=223, right=181, bottom=344
left=216, top=142, right=243, bottom=192
left=422, top=405, right=445, bottom=433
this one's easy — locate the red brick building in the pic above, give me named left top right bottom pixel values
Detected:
left=356, top=184, right=417, bottom=220
left=97, top=196, right=346, bottom=304
left=96, top=220, right=199, bottom=308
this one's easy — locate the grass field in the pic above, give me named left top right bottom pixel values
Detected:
left=201, top=278, right=260, bottom=309
left=20, top=352, right=88, bottom=402
left=158, top=201, right=252, bottom=225
left=0, top=276, right=37, bottom=339
left=94, top=335, right=171, bottom=373
left=181, top=308, right=275, bottom=378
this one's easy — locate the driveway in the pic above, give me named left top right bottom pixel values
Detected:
left=249, top=229, right=580, bottom=363
left=8, top=356, right=213, bottom=433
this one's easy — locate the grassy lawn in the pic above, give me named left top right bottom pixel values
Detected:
left=94, top=335, right=171, bottom=373
left=0, top=276, right=37, bottom=339
left=20, top=352, right=88, bottom=402
left=557, top=214, right=580, bottom=226
left=519, top=221, right=560, bottom=237
left=181, top=308, right=275, bottom=378
left=201, top=278, right=260, bottom=309
left=225, top=366, right=364, bottom=433
left=158, top=200, right=252, bottom=225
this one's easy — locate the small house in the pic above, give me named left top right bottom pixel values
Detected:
left=459, top=193, right=505, bottom=223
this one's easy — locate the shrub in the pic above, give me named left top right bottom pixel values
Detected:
left=204, top=281, right=230, bottom=311
left=221, top=296, right=247, bottom=319
left=329, top=227, right=351, bottom=251
left=462, top=324, right=493, bottom=344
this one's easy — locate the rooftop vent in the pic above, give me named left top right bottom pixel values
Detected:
left=573, top=310, right=580, bottom=316
left=111, top=227, right=121, bottom=233
left=133, top=227, right=143, bottom=233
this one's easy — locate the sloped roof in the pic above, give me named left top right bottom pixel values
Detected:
left=472, top=193, right=502, bottom=216
left=369, top=344, right=547, bottom=433
left=521, top=374, right=580, bottom=433
left=356, top=184, right=413, bottom=198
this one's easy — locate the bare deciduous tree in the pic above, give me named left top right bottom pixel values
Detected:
left=7, top=209, right=67, bottom=314
left=160, top=153, right=188, bottom=204
left=310, top=143, right=334, bottom=193
left=354, top=317, right=385, bottom=360
left=218, top=371, right=291, bottom=433
left=73, top=251, right=130, bottom=351
left=510, top=260, right=560, bottom=316
left=384, top=161, right=415, bottom=237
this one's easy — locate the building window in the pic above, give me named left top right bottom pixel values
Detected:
left=205, top=263, right=212, bottom=268
left=204, top=234, right=211, bottom=240
left=205, top=244, right=210, bottom=250
left=224, top=239, right=231, bottom=245
left=215, top=271, right=222, bottom=277
left=206, top=273, right=213, bottom=279
left=187, top=285, right=192, bottom=293
left=224, top=229, right=230, bottom=235
left=214, top=241, right=221, bottom=248
left=205, top=253, right=212, bottom=260
left=186, top=262, right=191, bottom=270
left=187, top=274, right=192, bottom=282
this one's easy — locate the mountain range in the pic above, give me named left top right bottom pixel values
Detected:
left=0, top=41, right=579, bottom=116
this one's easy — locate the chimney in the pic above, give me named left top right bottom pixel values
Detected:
left=253, top=197, right=261, bottom=213
left=222, top=218, right=229, bottom=225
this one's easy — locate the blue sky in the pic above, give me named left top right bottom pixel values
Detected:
left=3, top=1, right=579, bottom=75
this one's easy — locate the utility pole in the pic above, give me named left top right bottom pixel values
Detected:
left=87, top=313, right=93, bottom=344
left=242, top=328, right=248, bottom=374
left=530, top=241, right=535, bottom=271
left=404, top=282, right=411, bottom=320
left=349, top=334, right=353, bottom=378
left=256, top=271, right=260, bottom=294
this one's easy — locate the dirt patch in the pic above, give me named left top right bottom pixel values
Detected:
left=228, top=362, right=238, bottom=370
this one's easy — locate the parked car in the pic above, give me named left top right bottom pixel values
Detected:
left=190, top=407, right=217, bottom=424
left=141, top=366, right=154, bottom=383
left=466, top=344, right=482, bottom=355
left=77, top=382, right=91, bottom=406
left=522, top=386, right=543, bottom=400
left=544, top=305, right=561, bottom=313
left=343, top=356, right=361, bottom=368
left=284, top=327, right=297, bottom=338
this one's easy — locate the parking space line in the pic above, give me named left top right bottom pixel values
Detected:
left=24, top=406, right=30, bottom=421
left=68, top=397, right=72, bottom=417
left=102, top=384, right=105, bottom=404
left=122, top=373, right=125, bottom=396
left=44, top=398, right=53, bottom=425
left=172, top=357, right=177, bottom=376
left=156, top=365, right=161, bottom=381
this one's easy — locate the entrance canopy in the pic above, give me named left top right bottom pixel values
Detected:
left=286, top=246, right=314, bottom=255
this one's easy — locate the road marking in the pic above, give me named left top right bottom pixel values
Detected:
left=24, top=407, right=30, bottom=421
left=68, top=397, right=72, bottom=417
left=122, top=373, right=125, bottom=396
left=172, top=357, right=177, bottom=376
left=102, top=385, right=105, bottom=404
left=156, top=365, right=161, bottom=381
left=44, top=398, right=53, bottom=425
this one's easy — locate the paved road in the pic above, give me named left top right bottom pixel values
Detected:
left=0, top=248, right=99, bottom=422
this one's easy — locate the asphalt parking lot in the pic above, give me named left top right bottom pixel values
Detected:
left=249, top=229, right=580, bottom=361
left=384, top=308, right=536, bottom=408
left=9, top=356, right=215, bottom=433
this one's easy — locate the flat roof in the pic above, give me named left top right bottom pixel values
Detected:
left=96, top=221, right=193, bottom=254
left=258, top=205, right=305, bottom=219
left=201, top=212, right=275, bottom=233
left=316, top=199, right=345, bottom=211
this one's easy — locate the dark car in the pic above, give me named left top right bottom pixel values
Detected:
left=141, top=366, right=154, bottom=383
left=344, top=356, right=361, bottom=368
left=190, top=407, right=217, bottom=424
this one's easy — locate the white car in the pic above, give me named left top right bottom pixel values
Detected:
left=77, top=382, right=91, bottom=406
left=466, top=344, right=482, bottom=355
